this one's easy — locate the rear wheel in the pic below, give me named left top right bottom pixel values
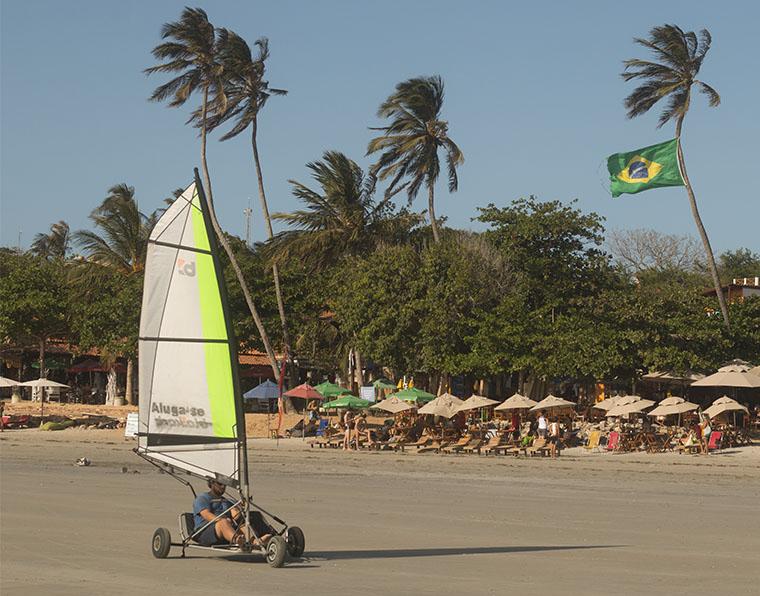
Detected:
left=152, top=528, right=171, bottom=559
left=266, top=535, right=287, bottom=568
left=286, top=526, right=305, bottom=558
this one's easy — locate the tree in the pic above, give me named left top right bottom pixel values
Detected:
left=607, top=228, right=705, bottom=275
left=367, top=75, right=463, bottom=243
left=719, top=248, right=760, bottom=282
left=31, top=221, right=71, bottom=260
left=267, top=151, right=420, bottom=270
left=622, top=24, right=729, bottom=328
left=73, top=184, right=155, bottom=403
left=0, top=252, right=69, bottom=414
left=146, top=7, right=281, bottom=382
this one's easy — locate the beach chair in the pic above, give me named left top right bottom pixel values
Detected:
left=605, top=431, right=620, bottom=452
left=584, top=431, right=601, bottom=452
left=479, top=435, right=505, bottom=455
left=520, top=437, right=548, bottom=457
left=707, top=431, right=723, bottom=452
left=315, top=419, right=329, bottom=437
left=440, top=435, right=472, bottom=454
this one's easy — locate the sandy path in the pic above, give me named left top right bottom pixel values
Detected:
left=1, top=429, right=759, bottom=595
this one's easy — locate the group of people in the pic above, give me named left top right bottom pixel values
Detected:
left=339, top=410, right=372, bottom=450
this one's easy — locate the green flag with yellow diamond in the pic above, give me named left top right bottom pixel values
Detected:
left=607, top=138, right=684, bottom=198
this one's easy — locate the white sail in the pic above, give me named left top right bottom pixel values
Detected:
left=137, top=179, right=245, bottom=486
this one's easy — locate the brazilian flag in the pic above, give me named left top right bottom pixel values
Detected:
left=607, top=138, right=684, bottom=198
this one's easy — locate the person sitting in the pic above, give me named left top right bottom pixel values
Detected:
left=353, top=412, right=373, bottom=448
left=192, top=479, right=270, bottom=548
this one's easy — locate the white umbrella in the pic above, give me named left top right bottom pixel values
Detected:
left=455, top=394, right=499, bottom=413
left=370, top=396, right=415, bottom=414
left=19, top=378, right=69, bottom=389
left=691, top=367, right=760, bottom=389
left=494, top=393, right=538, bottom=411
left=418, top=393, right=464, bottom=419
left=605, top=399, right=655, bottom=417
left=592, top=395, right=624, bottom=411
left=642, top=370, right=705, bottom=383
left=704, top=395, right=749, bottom=419
left=0, top=376, right=20, bottom=388
left=530, top=394, right=576, bottom=412
left=647, top=400, right=698, bottom=417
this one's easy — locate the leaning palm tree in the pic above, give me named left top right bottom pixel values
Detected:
left=73, top=184, right=156, bottom=404
left=145, top=7, right=281, bottom=379
left=31, top=221, right=70, bottom=259
left=266, top=151, right=421, bottom=270
left=367, top=75, right=463, bottom=243
left=622, top=24, right=729, bottom=328
left=207, top=31, right=292, bottom=367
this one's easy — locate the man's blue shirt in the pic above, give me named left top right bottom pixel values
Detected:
left=193, top=492, right=234, bottom=529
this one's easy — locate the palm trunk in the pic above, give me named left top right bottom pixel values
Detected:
left=106, top=367, right=118, bottom=405
left=675, top=116, right=730, bottom=329
left=251, top=120, right=294, bottom=383
left=199, top=85, right=281, bottom=381
left=428, top=184, right=440, bottom=243
left=125, top=358, right=134, bottom=405
left=39, top=338, right=46, bottom=418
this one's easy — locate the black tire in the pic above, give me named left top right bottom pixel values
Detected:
left=286, top=526, right=305, bottom=558
left=152, top=527, right=171, bottom=559
left=266, top=535, right=287, bottom=568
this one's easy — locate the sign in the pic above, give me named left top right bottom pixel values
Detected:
left=360, top=386, right=375, bottom=403
left=124, top=412, right=139, bottom=438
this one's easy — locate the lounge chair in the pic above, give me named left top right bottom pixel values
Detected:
left=519, top=437, right=549, bottom=457
left=605, top=431, right=620, bottom=452
left=479, top=435, right=506, bottom=456
left=707, top=431, right=723, bottom=452
left=440, top=435, right=472, bottom=454
left=584, top=431, right=601, bottom=452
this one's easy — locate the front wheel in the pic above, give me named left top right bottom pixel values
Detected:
left=286, top=526, right=305, bottom=558
left=266, top=535, right=287, bottom=568
left=152, top=527, right=171, bottom=559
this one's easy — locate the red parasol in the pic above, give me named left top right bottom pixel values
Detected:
left=283, top=383, right=323, bottom=400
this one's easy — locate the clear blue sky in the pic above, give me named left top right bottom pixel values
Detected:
left=2, top=0, right=758, bottom=254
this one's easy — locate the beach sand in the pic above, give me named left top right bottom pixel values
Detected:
left=1, top=428, right=759, bottom=596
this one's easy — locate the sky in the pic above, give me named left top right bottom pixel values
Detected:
left=2, top=0, right=759, bottom=256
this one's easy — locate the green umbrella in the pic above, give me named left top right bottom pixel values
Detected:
left=372, top=378, right=397, bottom=390
left=321, top=395, right=372, bottom=409
left=389, top=387, right=436, bottom=403
left=313, top=381, right=352, bottom=398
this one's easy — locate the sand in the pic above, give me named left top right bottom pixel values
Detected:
left=1, top=428, right=759, bottom=596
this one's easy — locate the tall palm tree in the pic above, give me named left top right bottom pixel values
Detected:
left=31, top=221, right=70, bottom=259
left=207, top=31, right=293, bottom=369
left=73, top=184, right=156, bottom=404
left=146, top=7, right=281, bottom=380
left=622, top=24, right=729, bottom=329
left=367, top=75, right=463, bottom=243
left=266, top=151, right=420, bottom=270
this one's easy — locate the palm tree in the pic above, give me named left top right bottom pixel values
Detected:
left=73, top=184, right=156, bottom=404
left=207, top=31, right=293, bottom=370
left=266, top=151, right=420, bottom=270
left=367, top=75, right=463, bottom=243
left=31, top=221, right=70, bottom=259
left=146, top=7, right=281, bottom=380
left=622, top=24, right=729, bottom=328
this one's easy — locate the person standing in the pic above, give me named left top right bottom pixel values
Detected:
left=342, top=410, right=355, bottom=450
left=699, top=414, right=712, bottom=455
left=0, top=399, right=4, bottom=432
left=548, top=416, right=561, bottom=458
left=537, top=411, right=548, bottom=439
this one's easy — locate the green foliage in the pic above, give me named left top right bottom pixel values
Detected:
left=719, top=248, right=760, bottom=282
left=0, top=251, right=68, bottom=345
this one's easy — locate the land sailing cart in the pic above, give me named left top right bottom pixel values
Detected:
left=134, top=172, right=304, bottom=567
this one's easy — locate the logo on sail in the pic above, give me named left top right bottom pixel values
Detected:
left=177, top=258, right=196, bottom=277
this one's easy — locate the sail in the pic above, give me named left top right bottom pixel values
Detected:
left=137, top=178, right=245, bottom=487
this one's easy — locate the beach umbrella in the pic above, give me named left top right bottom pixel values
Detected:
left=243, top=379, right=280, bottom=400
left=0, top=377, right=19, bottom=387
left=372, top=378, right=397, bottom=390
left=749, top=365, right=760, bottom=378
left=641, top=370, right=705, bottom=383
left=284, top=383, right=323, bottom=400
left=19, top=378, right=70, bottom=389
left=313, top=381, right=352, bottom=398
left=690, top=365, right=760, bottom=389
left=389, top=387, right=436, bottom=403
left=417, top=393, right=464, bottom=418
left=605, top=399, right=655, bottom=417
left=455, top=394, right=499, bottom=413
left=647, top=398, right=698, bottom=418
left=321, top=395, right=371, bottom=409
left=592, top=395, right=624, bottom=411
left=370, top=396, right=415, bottom=414
left=704, top=395, right=749, bottom=420
left=530, top=394, right=576, bottom=412
left=495, top=393, right=538, bottom=411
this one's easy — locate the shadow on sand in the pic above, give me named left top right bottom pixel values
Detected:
left=306, top=544, right=623, bottom=561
